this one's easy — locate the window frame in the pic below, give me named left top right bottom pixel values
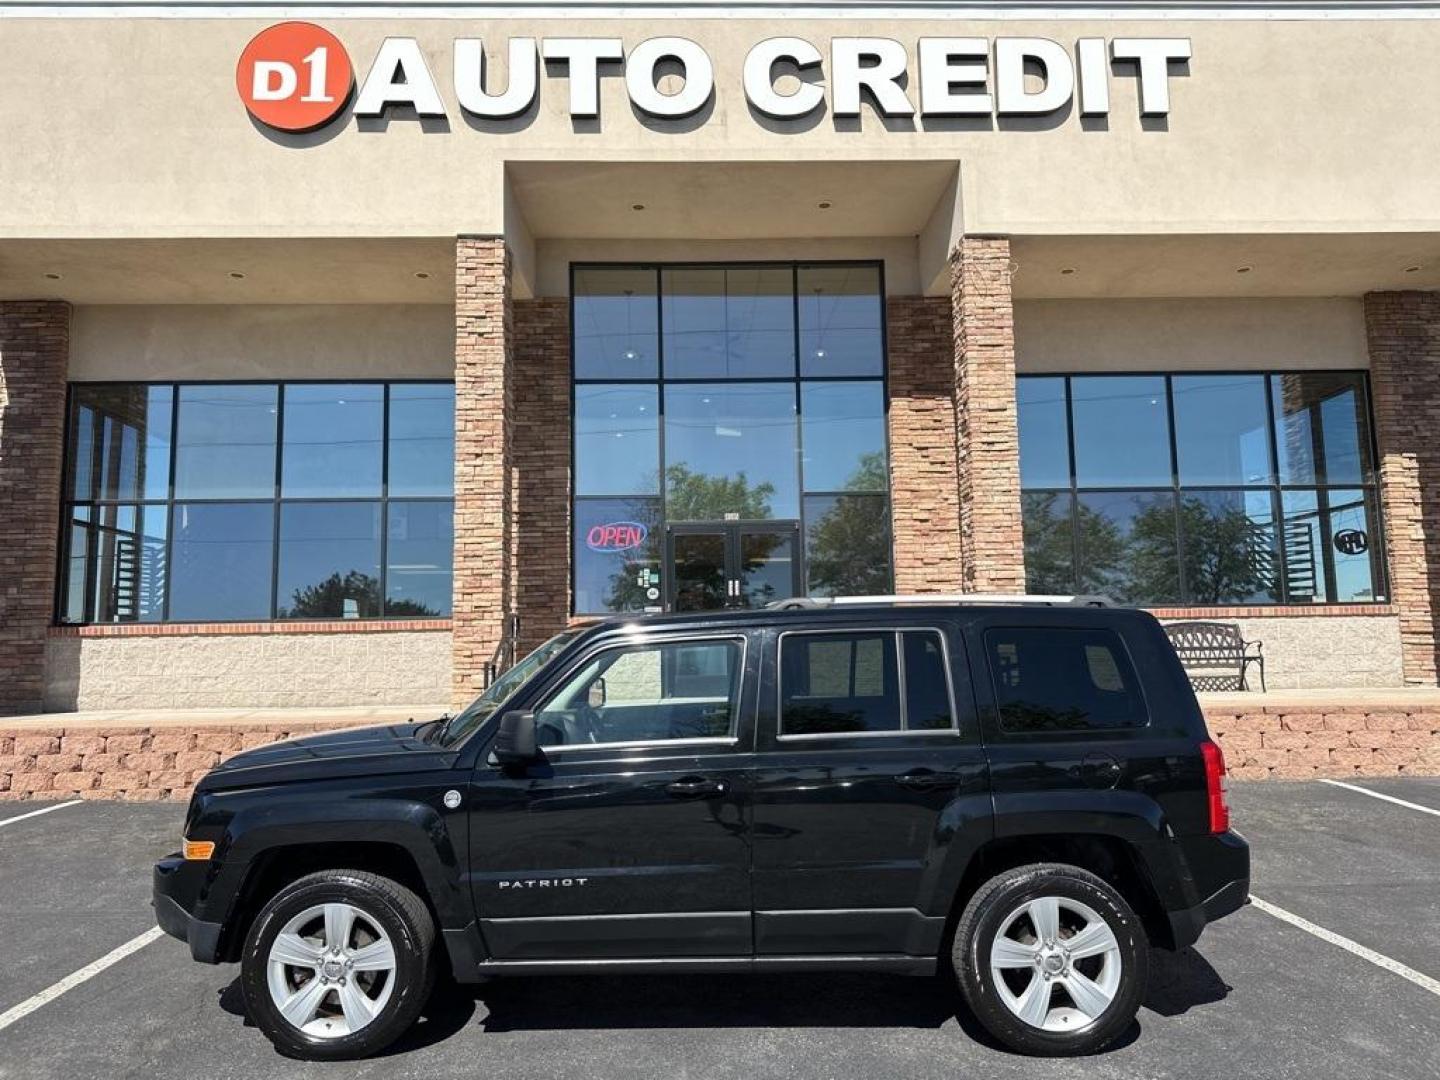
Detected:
left=1016, top=370, right=1388, bottom=607
left=775, top=625, right=961, bottom=741
left=569, top=260, right=894, bottom=617
left=531, top=632, right=750, bottom=754
left=982, top=624, right=1152, bottom=739
left=55, top=378, right=456, bottom=625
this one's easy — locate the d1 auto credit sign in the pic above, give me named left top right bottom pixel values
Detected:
left=237, top=22, right=354, bottom=132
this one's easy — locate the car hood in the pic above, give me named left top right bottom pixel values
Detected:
left=198, top=721, right=459, bottom=790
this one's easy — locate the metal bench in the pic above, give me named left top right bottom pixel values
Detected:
left=1162, top=620, right=1265, bottom=692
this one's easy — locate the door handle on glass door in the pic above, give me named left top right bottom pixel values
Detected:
left=665, top=776, right=727, bottom=799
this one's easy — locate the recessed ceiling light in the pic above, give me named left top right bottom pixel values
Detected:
left=632, top=204, right=645, bottom=211
left=229, top=271, right=246, bottom=280
left=817, top=201, right=832, bottom=210
left=415, top=271, right=431, bottom=280
left=1404, top=265, right=1422, bottom=273
left=1235, top=266, right=1253, bottom=274
left=44, top=272, right=62, bottom=280
left=1059, top=267, right=1076, bottom=276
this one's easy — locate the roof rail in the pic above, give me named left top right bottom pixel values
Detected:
left=766, top=593, right=1118, bottom=611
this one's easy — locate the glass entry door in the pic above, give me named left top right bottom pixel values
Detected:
left=667, top=523, right=801, bottom=611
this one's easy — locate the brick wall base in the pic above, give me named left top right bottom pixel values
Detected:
left=3, top=704, right=1437, bottom=801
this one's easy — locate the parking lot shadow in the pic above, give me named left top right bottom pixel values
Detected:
left=1143, top=946, right=1231, bottom=1017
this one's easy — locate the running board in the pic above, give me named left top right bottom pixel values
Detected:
left=475, top=955, right=938, bottom=977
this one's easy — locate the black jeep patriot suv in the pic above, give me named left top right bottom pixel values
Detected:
left=153, top=597, right=1248, bottom=1060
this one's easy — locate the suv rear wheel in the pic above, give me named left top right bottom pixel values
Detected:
left=951, top=863, right=1148, bottom=1056
left=240, top=870, right=437, bottom=1060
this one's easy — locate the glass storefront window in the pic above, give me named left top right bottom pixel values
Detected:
left=1173, top=374, right=1273, bottom=486
left=1019, top=372, right=1385, bottom=607
left=58, top=380, right=456, bottom=624
left=800, top=381, right=887, bottom=493
left=664, top=383, right=799, bottom=520
left=389, top=384, right=455, bottom=497
left=574, top=384, right=660, bottom=496
left=174, top=385, right=278, bottom=499
left=1017, top=377, right=1068, bottom=489
left=798, top=264, right=884, bottom=376
left=572, top=267, right=659, bottom=380
left=281, top=384, right=383, bottom=498
left=662, top=266, right=794, bottom=379
left=573, top=262, right=889, bottom=614
left=1071, top=376, right=1171, bottom=487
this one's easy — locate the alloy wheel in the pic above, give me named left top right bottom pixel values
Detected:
left=988, top=895, right=1123, bottom=1033
left=265, top=902, right=397, bottom=1038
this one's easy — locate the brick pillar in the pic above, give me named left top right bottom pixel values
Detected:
left=950, top=237, right=1025, bottom=593
left=0, top=302, right=69, bottom=715
left=452, top=238, right=514, bottom=705
left=512, top=298, right=571, bottom=652
left=1365, top=291, right=1440, bottom=686
left=886, top=296, right=963, bottom=592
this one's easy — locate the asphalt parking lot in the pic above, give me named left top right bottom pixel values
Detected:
left=1, top=779, right=1437, bottom=1080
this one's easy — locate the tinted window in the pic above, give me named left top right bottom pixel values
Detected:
left=1173, top=375, right=1273, bottom=486
left=780, top=631, right=900, bottom=735
left=663, top=266, right=795, bottom=379
left=168, top=503, right=275, bottom=621
left=281, top=384, right=383, bottom=498
left=388, top=384, right=455, bottom=497
left=986, top=627, right=1147, bottom=733
left=66, top=384, right=173, bottom=502
left=798, top=264, right=883, bottom=376
left=1021, top=491, right=1075, bottom=595
left=902, top=631, right=956, bottom=731
left=664, top=383, right=799, bottom=520
left=1272, top=372, right=1373, bottom=485
left=1016, top=377, right=1068, bottom=489
left=173, top=385, right=278, bottom=499
left=1178, top=490, right=1281, bottom=604
left=574, top=384, right=660, bottom=496
left=1071, top=376, right=1171, bottom=487
left=534, top=638, right=740, bottom=747
left=803, top=494, right=892, bottom=598
left=800, top=381, right=887, bottom=493
left=386, top=501, right=453, bottom=616
left=572, top=497, right=662, bottom=614
left=572, top=267, right=659, bottom=380
left=276, top=502, right=382, bottom=619
left=1075, top=491, right=1179, bottom=605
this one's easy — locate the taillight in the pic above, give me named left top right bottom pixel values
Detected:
left=1200, top=740, right=1230, bottom=834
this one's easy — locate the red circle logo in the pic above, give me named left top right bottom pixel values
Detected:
left=237, top=22, right=353, bottom=132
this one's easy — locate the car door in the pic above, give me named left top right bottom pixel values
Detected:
left=466, top=629, right=757, bottom=961
left=749, top=621, right=992, bottom=959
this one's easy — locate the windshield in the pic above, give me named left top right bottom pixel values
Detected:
left=438, top=629, right=581, bottom=746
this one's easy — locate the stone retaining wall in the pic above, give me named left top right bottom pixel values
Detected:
left=2, top=705, right=1438, bottom=802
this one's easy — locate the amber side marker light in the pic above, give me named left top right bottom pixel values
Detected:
left=183, top=839, right=216, bottom=861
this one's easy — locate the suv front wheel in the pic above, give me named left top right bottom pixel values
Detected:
left=240, top=869, right=437, bottom=1060
left=952, top=863, right=1148, bottom=1056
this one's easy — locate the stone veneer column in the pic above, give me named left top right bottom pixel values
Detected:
left=511, top=298, right=572, bottom=652
left=886, top=296, right=964, bottom=593
left=0, top=301, right=69, bottom=715
left=950, top=237, right=1026, bottom=593
left=452, top=238, right=514, bottom=705
left=1365, top=291, right=1440, bottom=685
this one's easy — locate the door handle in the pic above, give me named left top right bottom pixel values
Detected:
left=1081, top=754, right=1122, bottom=790
left=895, top=769, right=962, bottom=792
left=665, top=776, right=728, bottom=799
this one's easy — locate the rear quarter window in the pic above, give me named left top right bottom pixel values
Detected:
left=984, top=626, right=1148, bottom=734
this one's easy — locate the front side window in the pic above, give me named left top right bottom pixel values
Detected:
left=59, top=381, right=455, bottom=624
left=1017, top=372, right=1385, bottom=606
left=779, top=630, right=956, bottom=737
left=986, top=627, right=1147, bottom=734
left=534, top=638, right=742, bottom=748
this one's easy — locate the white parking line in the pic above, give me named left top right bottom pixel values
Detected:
left=1250, top=896, right=1440, bottom=999
left=1320, top=778, right=1440, bottom=818
left=0, top=801, right=82, bottom=829
left=0, top=926, right=165, bottom=1034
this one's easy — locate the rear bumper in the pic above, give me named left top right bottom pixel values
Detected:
left=1164, top=829, right=1250, bottom=950
left=153, top=855, right=224, bottom=963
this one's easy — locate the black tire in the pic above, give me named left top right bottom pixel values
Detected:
left=240, top=870, right=437, bottom=1061
left=951, top=863, right=1148, bottom=1056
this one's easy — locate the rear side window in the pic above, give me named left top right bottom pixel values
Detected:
left=780, top=630, right=956, bottom=736
left=985, top=627, right=1147, bottom=734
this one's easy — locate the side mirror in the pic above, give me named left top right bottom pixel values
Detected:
left=587, top=677, right=607, bottom=709
left=492, top=710, right=539, bottom=766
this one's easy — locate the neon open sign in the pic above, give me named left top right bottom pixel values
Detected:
left=586, top=521, right=649, bottom=553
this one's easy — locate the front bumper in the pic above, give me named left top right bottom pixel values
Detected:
left=153, top=855, right=225, bottom=963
